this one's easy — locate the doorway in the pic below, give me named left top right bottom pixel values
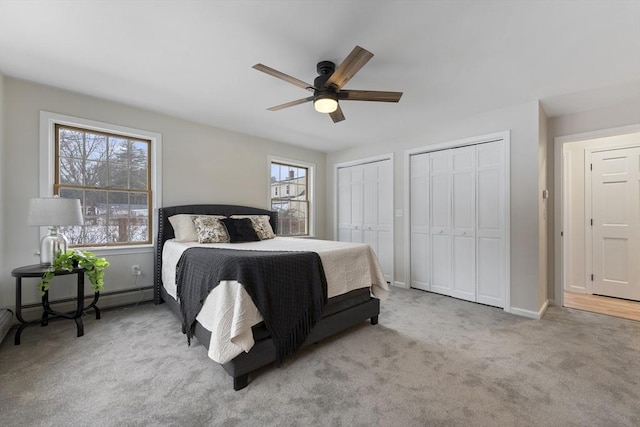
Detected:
left=557, top=127, right=640, bottom=319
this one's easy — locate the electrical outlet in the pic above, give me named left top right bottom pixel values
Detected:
left=131, top=265, right=142, bottom=276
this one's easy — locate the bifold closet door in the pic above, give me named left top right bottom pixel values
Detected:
left=337, top=159, right=393, bottom=282
left=409, top=140, right=506, bottom=308
left=410, top=153, right=430, bottom=291
left=451, top=146, right=476, bottom=302
left=475, top=141, right=506, bottom=307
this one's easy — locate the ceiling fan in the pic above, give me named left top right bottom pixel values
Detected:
left=252, top=46, right=403, bottom=123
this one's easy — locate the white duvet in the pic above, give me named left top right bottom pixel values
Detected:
left=162, top=237, right=389, bottom=363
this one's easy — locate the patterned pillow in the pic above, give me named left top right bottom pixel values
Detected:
left=193, top=216, right=230, bottom=243
left=230, top=215, right=276, bottom=240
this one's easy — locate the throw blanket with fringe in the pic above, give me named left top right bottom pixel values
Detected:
left=176, top=247, right=328, bottom=363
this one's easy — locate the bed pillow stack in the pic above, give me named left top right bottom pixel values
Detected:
left=168, top=213, right=276, bottom=243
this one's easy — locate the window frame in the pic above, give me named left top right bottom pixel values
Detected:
left=40, top=111, right=162, bottom=255
left=268, top=155, right=315, bottom=237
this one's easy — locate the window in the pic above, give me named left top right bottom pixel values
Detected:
left=55, top=125, right=151, bottom=246
left=41, top=111, right=162, bottom=250
left=270, top=159, right=312, bottom=236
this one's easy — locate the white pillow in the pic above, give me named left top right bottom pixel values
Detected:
left=230, top=215, right=276, bottom=240
left=168, top=214, right=226, bottom=242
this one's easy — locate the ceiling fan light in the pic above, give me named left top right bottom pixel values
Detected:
left=314, top=92, right=338, bottom=113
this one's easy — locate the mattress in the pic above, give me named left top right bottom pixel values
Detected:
left=162, top=237, right=389, bottom=363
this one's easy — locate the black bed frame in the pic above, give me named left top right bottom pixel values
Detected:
left=154, top=204, right=380, bottom=390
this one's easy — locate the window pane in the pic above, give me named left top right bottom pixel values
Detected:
left=130, top=192, right=149, bottom=242
left=58, top=128, right=84, bottom=159
left=129, top=140, right=149, bottom=190
left=59, top=157, right=83, bottom=186
left=83, top=190, right=108, bottom=245
left=85, top=133, right=107, bottom=160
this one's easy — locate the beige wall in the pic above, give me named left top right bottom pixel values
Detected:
left=327, top=101, right=543, bottom=315
left=0, top=77, right=327, bottom=309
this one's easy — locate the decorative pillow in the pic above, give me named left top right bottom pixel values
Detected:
left=193, top=216, right=230, bottom=243
left=230, top=215, right=276, bottom=240
left=169, top=214, right=226, bottom=242
left=221, top=218, right=260, bottom=243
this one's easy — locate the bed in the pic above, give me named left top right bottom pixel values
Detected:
left=154, top=204, right=388, bottom=390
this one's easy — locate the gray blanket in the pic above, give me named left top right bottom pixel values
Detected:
left=176, top=247, right=328, bottom=363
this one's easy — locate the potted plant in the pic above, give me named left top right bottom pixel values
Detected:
left=38, top=249, right=110, bottom=295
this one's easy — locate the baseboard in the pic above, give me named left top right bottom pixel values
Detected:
left=0, top=309, right=13, bottom=344
left=10, top=288, right=154, bottom=323
left=393, top=281, right=408, bottom=289
left=510, top=299, right=549, bottom=320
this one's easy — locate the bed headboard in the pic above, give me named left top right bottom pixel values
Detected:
left=153, top=204, right=278, bottom=304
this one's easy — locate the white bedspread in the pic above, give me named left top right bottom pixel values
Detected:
left=162, top=237, right=389, bottom=363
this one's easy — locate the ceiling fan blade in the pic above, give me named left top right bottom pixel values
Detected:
left=252, top=64, right=315, bottom=92
left=324, top=46, right=374, bottom=89
left=329, top=104, right=345, bottom=123
left=339, top=90, right=403, bottom=102
left=267, top=96, right=314, bottom=111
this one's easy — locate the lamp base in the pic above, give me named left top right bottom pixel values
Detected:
left=40, top=228, right=68, bottom=266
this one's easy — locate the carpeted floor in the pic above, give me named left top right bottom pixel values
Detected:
left=1, top=287, right=638, bottom=427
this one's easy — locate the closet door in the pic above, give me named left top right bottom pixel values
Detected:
left=451, top=146, right=476, bottom=302
left=410, top=153, right=430, bottom=291
left=337, top=159, right=394, bottom=283
left=337, top=167, right=352, bottom=242
left=375, top=160, right=393, bottom=282
left=476, top=141, right=506, bottom=307
left=350, top=165, right=364, bottom=243
left=430, top=150, right=453, bottom=296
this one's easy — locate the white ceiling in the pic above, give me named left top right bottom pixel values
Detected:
left=1, top=0, right=639, bottom=152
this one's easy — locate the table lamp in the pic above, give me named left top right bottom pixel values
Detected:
left=27, top=197, right=84, bottom=265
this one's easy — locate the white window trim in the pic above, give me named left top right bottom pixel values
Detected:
left=267, top=155, right=315, bottom=237
left=39, top=111, right=162, bottom=255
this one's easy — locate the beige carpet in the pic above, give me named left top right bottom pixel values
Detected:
left=1, top=287, right=638, bottom=426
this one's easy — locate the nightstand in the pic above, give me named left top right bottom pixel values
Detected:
left=11, top=264, right=100, bottom=345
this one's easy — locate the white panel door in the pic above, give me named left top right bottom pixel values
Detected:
left=375, top=160, right=394, bottom=282
left=590, top=146, right=640, bottom=301
left=409, top=139, right=507, bottom=309
left=451, top=146, right=476, bottom=301
left=337, top=159, right=394, bottom=283
left=363, top=162, right=378, bottom=253
left=350, top=165, right=364, bottom=243
left=476, top=141, right=506, bottom=307
left=430, top=150, right=453, bottom=296
left=410, top=153, right=430, bottom=291
left=337, top=167, right=352, bottom=242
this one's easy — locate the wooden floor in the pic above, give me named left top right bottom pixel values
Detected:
left=564, top=292, right=640, bottom=322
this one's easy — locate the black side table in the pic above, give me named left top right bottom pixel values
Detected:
left=11, top=264, right=100, bottom=345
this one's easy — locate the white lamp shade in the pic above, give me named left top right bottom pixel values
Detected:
left=27, top=197, right=84, bottom=227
